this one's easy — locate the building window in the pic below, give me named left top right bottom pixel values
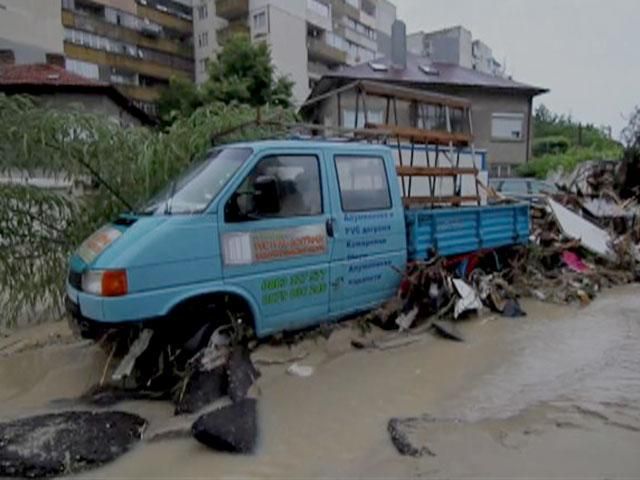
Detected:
left=342, top=109, right=383, bottom=128
left=66, top=59, right=100, bottom=80
left=491, top=113, right=525, bottom=141
left=197, top=3, right=208, bottom=20
left=253, top=11, right=267, bottom=32
left=199, top=58, right=207, bottom=73
left=335, top=156, right=391, bottom=212
left=307, top=0, right=330, bottom=18
left=198, top=31, right=208, bottom=47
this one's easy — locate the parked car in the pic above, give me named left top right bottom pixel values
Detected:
left=489, top=177, right=558, bottom=204
left=66, top=141, right=530, bottom=340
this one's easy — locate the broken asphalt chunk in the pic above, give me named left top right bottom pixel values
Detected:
left=388, top=417, right=436, bottom=458
left=431, top=320, right=465, bottom=342
left=0, top=411, right=146, bottom=478
left=502, top=298, right=527, bottom=318
left=191, top=399, right=258, bottom=454
left=227, top=346, right=260, bottom=403
left=174, top=365, right=228, bottom=415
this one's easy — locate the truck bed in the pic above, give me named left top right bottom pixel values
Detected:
left=405, top=203, right=530, bottom=261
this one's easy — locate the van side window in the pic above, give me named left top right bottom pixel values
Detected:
left=335, top=156, right=391, bottom=212
left=225, top=155, right=322, bottom=223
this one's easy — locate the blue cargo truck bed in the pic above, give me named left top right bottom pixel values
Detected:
left=405, top=203, right=530, bottom=261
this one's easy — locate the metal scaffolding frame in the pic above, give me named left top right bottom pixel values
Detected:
left=298, top=80, right=482, bottom=207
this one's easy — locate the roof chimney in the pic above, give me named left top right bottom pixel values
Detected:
left=391, top=20, right=407, bottom=70
left=0, top=49, right=15, bottom=66
left=46, top=53, right=66, bottom=68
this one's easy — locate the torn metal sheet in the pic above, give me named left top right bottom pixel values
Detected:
left=452, top=279, right=482, bottom=319
left=548, top=198, right=615, bottom=259
left=112, top=329, right=153, bottom=381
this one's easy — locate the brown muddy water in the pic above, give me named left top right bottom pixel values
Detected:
left=1, top=286, right=640, bottom=478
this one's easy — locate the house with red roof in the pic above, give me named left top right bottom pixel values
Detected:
left=0, top=55, right=153, bottom=127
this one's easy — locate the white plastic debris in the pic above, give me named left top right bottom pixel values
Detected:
left=112, top=329, right=154, bottom=381
left=200, top=326, right=231, bottom=371
left=286, top=363, right=314, bottom=378
left=395, top=307, right=419, bottom=332
left=452, top=278, right=482, bottom=319
left=548, top=198, right=615, bottom=259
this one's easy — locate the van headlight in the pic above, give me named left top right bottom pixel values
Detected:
left=82, top=269, right=128, bottom=297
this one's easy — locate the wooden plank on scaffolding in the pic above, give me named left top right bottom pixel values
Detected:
left=360, top=123, right=472, bottom=146
left=396, top=166, right=478, bottom=176
left=403, top=196, right=480, bottom=207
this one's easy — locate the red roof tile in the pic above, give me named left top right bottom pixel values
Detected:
left=0, top=63, right=109, bottom=87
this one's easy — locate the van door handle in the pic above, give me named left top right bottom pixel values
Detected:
left=325, top=218, right=335, bottom=238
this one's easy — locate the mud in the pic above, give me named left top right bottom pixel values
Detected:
left=0, top=285, right=639, bottom=478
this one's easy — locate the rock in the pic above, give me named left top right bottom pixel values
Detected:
left=0, top=411, right=146, bottom=478
left=227, top=346, right=260, bottom=403
left=191, top=399, right=258, bottom=454
left=388, top=416, right=436, bottom=458
left=174, top=366, right=228, bottom=415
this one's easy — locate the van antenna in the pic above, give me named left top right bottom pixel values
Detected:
left=76, top=156, right=134, bottom=212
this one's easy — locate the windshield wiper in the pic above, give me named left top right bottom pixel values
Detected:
left=164, top=179, right=178, bottom=215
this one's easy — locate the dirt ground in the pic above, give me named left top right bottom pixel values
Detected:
left=1, top=285, right=640, bottom=479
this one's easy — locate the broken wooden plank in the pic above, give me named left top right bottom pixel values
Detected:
left=361, top=123, right=472, bottom=146
left=403, top=196, right=480, bottom=207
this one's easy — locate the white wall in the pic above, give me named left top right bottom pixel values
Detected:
left=0, top=0, right=64, bottom=63
left=250, top=0, right=309, bottom=105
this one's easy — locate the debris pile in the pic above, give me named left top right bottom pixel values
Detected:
left=361, top=256, right=527, bottom=342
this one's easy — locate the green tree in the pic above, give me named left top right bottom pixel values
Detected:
left=158, top=35, right=294, bottom=125
left=520, top=104, right=623, bottom=178
left=157, top=75, right=202, bottom=125
left=203, top=34, right=293, bottom=108
left=0, top=94, right=296, bottom=328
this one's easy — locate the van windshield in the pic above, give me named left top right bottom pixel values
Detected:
left=140, top=147, right=252, bottom=215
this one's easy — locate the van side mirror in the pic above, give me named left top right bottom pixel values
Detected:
left=253, top=175, right=280, bottom=215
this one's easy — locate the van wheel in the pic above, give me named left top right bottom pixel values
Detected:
left=168, top=294, right=255, bottom=350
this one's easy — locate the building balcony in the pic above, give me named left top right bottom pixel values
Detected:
left=62, top=10, right=192, bottom=58
left=343, top=26, right=377, bottom=51
left=307, top=38, right=347, bottom=66
left=215, top=0, right=249, bottom=21
left=64, top=42, right=192, bottom=81
left=329, top=0, right=360, bottom=20
left=307, top=61, right=330, bottom=81
left=218, top=21, right=250, bottom=44
left=116, top=84, right=165, bottom=103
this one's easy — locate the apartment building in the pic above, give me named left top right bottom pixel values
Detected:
left=193, top=0, right=397, bottom=104
left=408, top=26, right=504, bottom=77
left=61, top=0, right=194, bottom=114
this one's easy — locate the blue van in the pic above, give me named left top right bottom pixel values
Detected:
left=66, top=141, right=529, bottom=339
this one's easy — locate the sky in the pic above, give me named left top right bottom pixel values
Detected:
left=393, top=0, right=639, bottom=138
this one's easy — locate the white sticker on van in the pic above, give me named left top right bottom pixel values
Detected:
left=222, top=224, right=327, bottom=266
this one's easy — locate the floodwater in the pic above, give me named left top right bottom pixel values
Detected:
left=1, top=285, right=640, bottom=478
